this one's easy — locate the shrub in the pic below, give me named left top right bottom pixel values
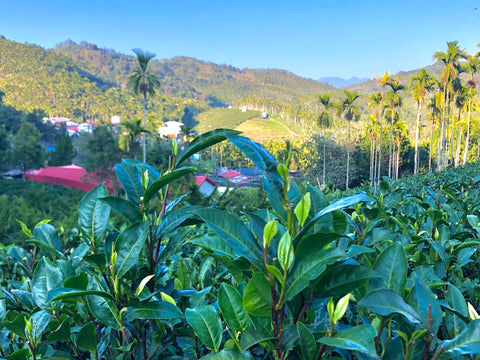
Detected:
left=1, top=130, right=480, bottom=359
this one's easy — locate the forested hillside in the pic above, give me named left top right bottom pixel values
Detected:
left=53, top=40, right=334, bottom=105
left=1, top=35, right=451, bottom=133
left=2, top=35, right=480, bottom=191
left=0, top=36, right=207, bottom=125
left=0, top=36, right=340, bottom=128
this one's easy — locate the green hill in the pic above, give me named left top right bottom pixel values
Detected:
left=53, top=40, right=335, bottom=105
left=0, top=35, right=340, bottom=132
left=193, top=108, right=260, bottom=133
left=3, top=34, right=474, bottom=147
left=0, top=36, right=207, bottom=125
left=192, top=108, right=303, bottom=142
left=234, top=117, right=302, bottom=142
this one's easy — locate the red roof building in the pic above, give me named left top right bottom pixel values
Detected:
left=220, top=169, right=240, bottom=179
left=195, top=175, right=217, bottom=196
left=26, top=164, right=114, bottom=193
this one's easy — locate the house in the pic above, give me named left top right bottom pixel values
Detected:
left=26, top=164, right=114, bottom=193
left=43, top=117, right=79, bottom=136
left=159, top=121, right=183, bottom=138
left=43, top=117, right=78, bottom=127
left=219, top=169, right=253, bottom=185
left=235, top=168, right=262, bottom=177
left=111, top=115, right=121, bottom=126
left=195, top=175, right=217, bottom=196
left=66, top=125, right=78, bottom=137
left=220, top=169, right=240, bottom=179
left=78, top=122, right=98, bottom=133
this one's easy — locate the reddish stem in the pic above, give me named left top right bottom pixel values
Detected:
left=421, top=304, right=433, bottom=360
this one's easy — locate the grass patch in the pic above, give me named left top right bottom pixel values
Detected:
left=234, top=118, right=302, bottom=142
left=194, top=108, right=260, bottom=133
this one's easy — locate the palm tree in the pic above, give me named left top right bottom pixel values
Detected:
left=464, top=55, right=480, bottom=88
left=392, top=121, right=408, bottom=179
left=463, top=55, right=480, bottom=164
left=375, top=71, right=392, bottom=102
left=318, top=93, right=334, bottom=189
left=448, top=76, right=465, bottom=165
left=385, top=79, right=404, bottom=178
left=374, top=72, right=392, bottom=178
left=408, top=69, right=436, bottom=174
left=367, top=91, right=382, bottom=186
left=365, top=115, right=379, bottom=186
left=454, top=85, right=468, bottom=166
left=129, top=49, right=162, bottom=163
left=427, top=93, right=442, bottom=172
left=432, top=41, right=467, bottom=168
left=119, top=118, right=147, bottom=157
left=337, top=90, right=360, bottom=190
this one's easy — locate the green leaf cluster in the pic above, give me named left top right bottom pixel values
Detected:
left=1, top=129, right=480, bottom=360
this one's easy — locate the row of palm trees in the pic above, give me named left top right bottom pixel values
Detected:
left=318, top=84, right=406, bottom=190
left=318, top=41, right=480, bottom=190
left=317, top=90, right=361, bottom=189
left=432, top=41, right=479, bottom=169
left=127, top=42, right=479, bottom=191
left=318, top=77, right=418, bottom=190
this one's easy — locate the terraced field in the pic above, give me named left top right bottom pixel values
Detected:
left=193, top=108, right=260, bottom=133
left=234, top=118, right=302, bottom=142
left=193, top=108, right=302, bottom=142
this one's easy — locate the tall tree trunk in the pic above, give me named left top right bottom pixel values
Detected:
left=463, top=100, right=471, bottom=165
left=373, top=138, right=380, bottom=190
left=322, top=128, right=326, bottom=189
left=392, top=148, right=395, bottom=180
left=429, top=114, right=434, bottom=173
left=396, top=142, right=400, bottom=180
left=414, top=103, right=422, bottom=174
left=389, top=111, right=394, bottom=178
left=373, top=140, right=378, bottom=191
left=455, top=109, right=462, bottom=167
left=446, top=96, right=452, bottom=167
left=392, top=146, right=395, bottom=180
left=438, top=87, right=448, bottom=169
left=377, top=119, right=383, bottom=185
left=142, top=95, right=147, bottom=163
left=449, top=97, right=455, bottom=166
left=370, top=137, right=375, bottom=186
left=346, top=120, right=351, bottom=190
left=438, top=135, right=442, bottom=168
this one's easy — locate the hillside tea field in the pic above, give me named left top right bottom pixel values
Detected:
left=2, top=130, right=480, bottom=360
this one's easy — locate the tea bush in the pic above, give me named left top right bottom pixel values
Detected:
left=1, top=130, right=480, bottom=360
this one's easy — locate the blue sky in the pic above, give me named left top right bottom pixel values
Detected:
left=0, top=0, right=479, bottom=80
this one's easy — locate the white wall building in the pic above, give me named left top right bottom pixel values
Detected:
left=78, top=122, right=96, bottom=133
left=111, top=115, right=121, bottom=126
left=159, top=121, right=184, bottom=138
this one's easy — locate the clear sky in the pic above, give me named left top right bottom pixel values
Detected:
left=0, top=0, right=479, bottom=80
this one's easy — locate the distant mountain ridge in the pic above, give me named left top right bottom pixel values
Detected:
left=343, top=63, right=447, bottom=94
left=318, top=76, right=369, bottom=88
left=0, top=35, right=463, bottom=133
left=53, top=40, right=335, bottom=106
left=0, top=36, right=208, bottom=124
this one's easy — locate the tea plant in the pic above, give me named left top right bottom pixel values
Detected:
left=1, top=129, right=480, bottom=359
